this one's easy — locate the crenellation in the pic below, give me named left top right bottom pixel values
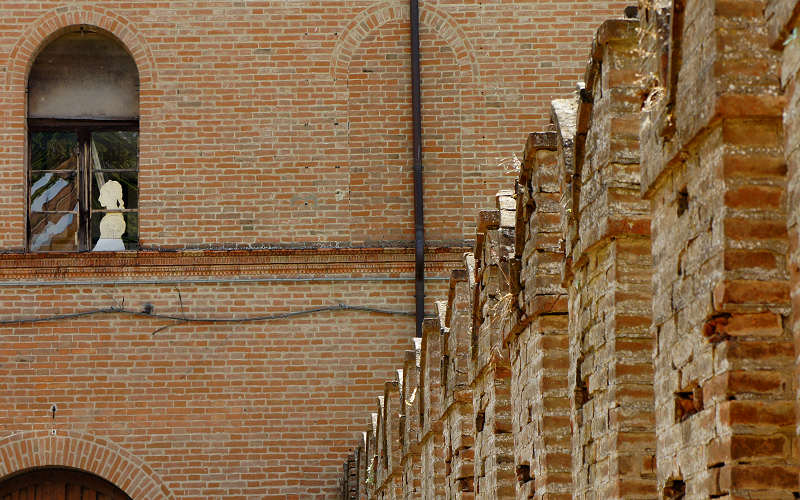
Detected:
left=567, top=15, right=657, bottom=499
left=512, top=127, right=572, bottom=500
left=357, top=436, right=367, bottom=500
left=401, top=341, right=422, bottom=499
left=339, top=3, right=800, bottom=499
left=442, top=266, right=476, bottom=499
left=551, top=98, right=580, bottom=287
left=642, top=0, right=799, bottom=497
left=375, top=395, right=387, bottom=499
left=782, top=8, right=800, bottom=498
left=382, top=378, right=403, bottom=499
left=367, top=412, right=379, bottom=499
left=339, top=450, right=360, bottom=500
left=420, top=317, right=446, bottom=500
left=470, top=194, right=516, bottom=499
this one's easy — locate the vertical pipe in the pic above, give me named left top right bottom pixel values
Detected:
left=410, top=0, right=424, bottom=338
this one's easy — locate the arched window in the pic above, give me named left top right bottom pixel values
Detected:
left=27, top=26, right=139, bottom=252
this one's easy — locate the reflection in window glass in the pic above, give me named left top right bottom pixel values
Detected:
left=29, top=207, right=79, bottom=252
left=30, top=172, right=77, bottom=212
left=29, top=132, right=81, bottom=252
left=30, top=131, right=78, bottom=171
left=91, top=131, right=138, bottom=170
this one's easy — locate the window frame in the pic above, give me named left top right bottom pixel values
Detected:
left=27, top=118, right=139, bottom=252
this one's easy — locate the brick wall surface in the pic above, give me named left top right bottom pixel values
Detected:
left=0, top=0, right=627, bottom=250
left=441, top=268, right=476, bottom=499
left=778, top=4, right=800, bottom=500
left=340, top=2, right=800, bottom=499
left=469, top=195, right=516, bottom=499
left=0, top=281, right=422, bottom=499
left=0, top=1, right=628, bottom=499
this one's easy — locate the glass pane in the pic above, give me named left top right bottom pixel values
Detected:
left=91, top=211, right=138, bottom=251
left=91, top=171, right=138, bottom=210
left=30, top=131, right=78, bottom=171
left=30, top=172, right=77, bottom=212
left=29, top=211, right=78, bottom=252
left=91, top=131, right=138, bottom=171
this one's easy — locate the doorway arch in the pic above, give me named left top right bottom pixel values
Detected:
left=0, top=432, right=173, bottom=499
left=0, top=467, right=131, bottom=500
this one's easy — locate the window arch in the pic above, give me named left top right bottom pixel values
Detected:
left=27, top=26, right=139, bottom=252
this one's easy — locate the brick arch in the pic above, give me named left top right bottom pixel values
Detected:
left=4, top=3, right=156, bottom=92
left=330, top=1, right=478, bottom=84
left=0, top=431, right=173, bottom=500
left=0, top=4, right=157, bottom=250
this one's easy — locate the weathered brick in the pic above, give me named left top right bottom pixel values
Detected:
left=642, top=0, right=798, bottom=495
left=471, top=195, right=515, bottom=499
left=1, top=0, right=633, bottom=497
left=343, top=2, right=800, bottom=500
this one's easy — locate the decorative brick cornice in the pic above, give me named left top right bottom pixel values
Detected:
left=0, top=246, right=469, bottom=282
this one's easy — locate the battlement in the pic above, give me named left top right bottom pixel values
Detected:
left=338, top=2, right=800, bottom=498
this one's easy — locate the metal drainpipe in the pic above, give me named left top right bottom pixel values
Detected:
left=410, top=0, right=424, bottom=338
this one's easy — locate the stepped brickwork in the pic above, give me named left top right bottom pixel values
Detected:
left=470, top=194, right=517, bottom=499
left=441, top=266, right=476, bottom=499
left=0, top=1, right=632, bottom=496
left=338, top=2, right=800, bottom=498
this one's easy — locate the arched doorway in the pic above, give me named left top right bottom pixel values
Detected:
left=0, top=468, right=131, bottom=500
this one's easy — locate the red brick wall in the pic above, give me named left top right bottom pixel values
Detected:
left=0, top=0, right=627, bottom=250
left=341, top=2, right=800, bottom=500
left=0, top=1, right=628, bottom=498
left=348, top=20, right=465, bottom=245
left=0, top=280, right=422, bottom=498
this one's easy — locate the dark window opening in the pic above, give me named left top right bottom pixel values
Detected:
left=27, top=27, right=139, bottom=252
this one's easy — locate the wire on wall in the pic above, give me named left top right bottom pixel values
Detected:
left=0, top=303, right=416, bottom=335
